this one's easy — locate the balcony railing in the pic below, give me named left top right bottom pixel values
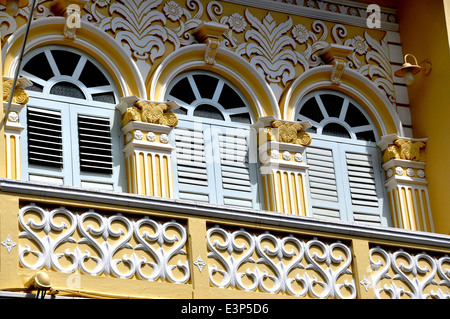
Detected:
left=0, top=178, right=449, bottom=299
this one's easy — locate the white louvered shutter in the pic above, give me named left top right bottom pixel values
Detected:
left=306, top=140, right=385, bottom=226
left=305, top=145, right=342, bottom=221
left=215, top=127, right=257, bottom=208
left=173, top=122, right=260, bottom=209
left=344, top=149, right=384, bottom=225
left=173, top=124, right=215, bottom=203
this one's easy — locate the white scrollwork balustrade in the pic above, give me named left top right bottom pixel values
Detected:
left=207, top=226, right=356, bottom=299
left=18, top=204, right=190, bottom=284
left=369, top=246, right=450, bottom=299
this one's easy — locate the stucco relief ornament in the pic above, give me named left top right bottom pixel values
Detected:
left=227, top=13, right=246, bottom=33
left=282, top=151, right=291, bottom=161
left=382, top=139, right=426, bottom=163
left=271, top=149, right=279, bottom=159
left=125, top=100, right=178, bottom=127
left=160, top=133, right=169, bottom=144
left=360, top=276, right=371, bottom=292
left=294, top=153, right=303, bottom=162
left=194, top=255, right=206, bottom=273
left=350, top=35, right=369, bottom=55
left=147, top=131, right=156, bottom=142
left=292, top=24, right=310, bottom=44
left=163, top=1, right=183, bottom=21
left=3, top=78, right=29, bottom=104
left=8, top=111, right=19, bottom=123
left=406, top=168, right=415, bottom=177
left=270, top=121, right=312, bottom=146
left=1, top=235, right=16, bottom=253
left=134, top=130, right=143, bottom=140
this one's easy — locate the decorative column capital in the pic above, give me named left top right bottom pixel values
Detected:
left=116, top=96, right=179, bottom=153
left=253, top=116, right=311, bottom=172
left=117, top=96, right=179, bottom=128
left=378, top=134, right=427, bottom=163
left=193, top=21, right=228, bottom=65
left=254, top=116, right=312, bottom=146
left=320, top=44, right=354, bottom=85
left=3, top=76, right=31, bottom=105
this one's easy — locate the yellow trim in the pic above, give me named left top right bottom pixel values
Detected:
left=2, top=19, right=143, bottom=98
left=148, top=45, right=279, bottom=120
left=281, top=66, right=401, bottom=137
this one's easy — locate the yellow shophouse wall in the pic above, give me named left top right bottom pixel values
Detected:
left=396, top=0, right=450, bottom=235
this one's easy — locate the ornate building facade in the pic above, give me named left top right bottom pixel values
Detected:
left=0, top=0, right=448, bottom=299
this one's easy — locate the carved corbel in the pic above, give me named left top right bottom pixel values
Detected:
left=193, top=21, right=228, bottom=66
left=320, top=44, right=354, bottom=85
left=51, top=0, right=87, bottom=40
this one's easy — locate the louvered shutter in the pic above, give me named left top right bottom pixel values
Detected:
left=305, top=145, right=342, bottom=220
left=344, top=150, right=384, bottom=225
left=27, top=107, right=63, bottom=168
left=306, top=141, right=386, bottom=226
left=173, top=122, right=260, bottom=209
left=77, top=115, right=113, bottom=174
left=173, top=124, right=215, bottom=203
left=215, top=127, right=257, bottom=208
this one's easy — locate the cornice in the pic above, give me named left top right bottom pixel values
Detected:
left=1, top=178, right=448, bottom=249
left=222, top=0, right=399, bottom=31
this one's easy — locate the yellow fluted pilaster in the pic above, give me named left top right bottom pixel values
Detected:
left=2, top=77, right=31, bottom=180
left=378, top=134, right=434, bottom=232
left=254, top=116, right=312, bottom=216
left=117, top=96, right=179, bottom=198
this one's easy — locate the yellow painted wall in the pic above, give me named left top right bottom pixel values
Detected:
left=396, top=0, right=450, bottom=235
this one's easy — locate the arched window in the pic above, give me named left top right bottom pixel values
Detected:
left=19, top=46, right=124, bottom=191
left=296, top=90, right=390, bottom=226
left=165, top=71, right=262, bottom=209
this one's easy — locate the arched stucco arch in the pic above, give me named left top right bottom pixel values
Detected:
left=281, top=65, right=404, bottom=137
left=148, top=44, right=280, bottom=120
left=2, top=17, right=146, bottom=99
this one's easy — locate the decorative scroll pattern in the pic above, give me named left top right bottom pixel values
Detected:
left=1, top=0, right=395, bottom=103
left=369, top=246, right=450, bottom=299
left=207, top=226, right=356, bottom=299
left=18, top=203, right=190, bottom=283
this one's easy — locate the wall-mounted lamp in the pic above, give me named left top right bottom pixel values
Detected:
left=394, top=54, right=432, bottom=85
left=0, top=0, right=29, bottom=16
left=25, top=271, right=52, bottom=299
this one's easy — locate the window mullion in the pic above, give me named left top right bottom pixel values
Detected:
left=72, top=55, right=87, bottom=81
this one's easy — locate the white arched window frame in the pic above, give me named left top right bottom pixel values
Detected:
left=296, top=90, right=391, bottom=227
left=19, top=45, right=125, bottom=191
left=165, top=70, right=263, bottom=209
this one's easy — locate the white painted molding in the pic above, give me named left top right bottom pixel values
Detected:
left=222, top=0, right=399, bottom=31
